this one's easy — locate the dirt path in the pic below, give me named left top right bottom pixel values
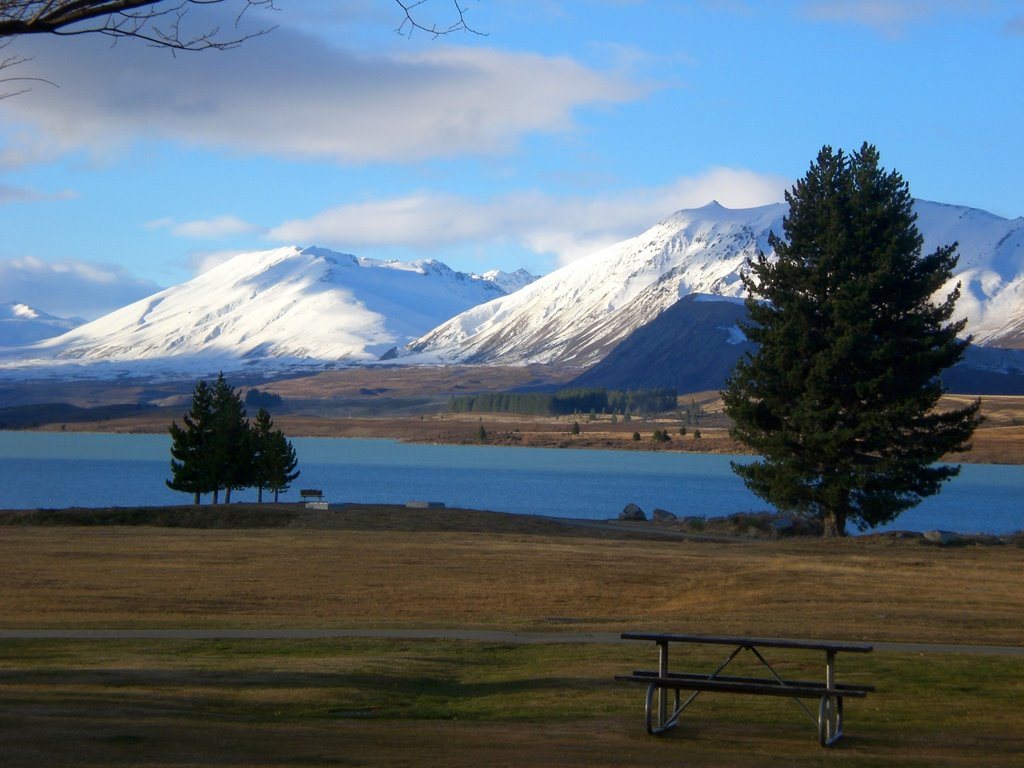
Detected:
left=2, top=627, right=1022, bottom=656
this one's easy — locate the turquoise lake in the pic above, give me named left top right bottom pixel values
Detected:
left=0, top=431, right=1021, bottom=534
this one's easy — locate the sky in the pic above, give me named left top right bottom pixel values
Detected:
left=0, top=0, right=1022, bottom=320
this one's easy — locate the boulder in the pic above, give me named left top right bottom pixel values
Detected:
left=924, top=529, right=962, bottom=546
left=652, top=508, right=677, bottom=523
left=620, top=503, right=647, bottom=521
left=771, top=517, right=795, bottom=534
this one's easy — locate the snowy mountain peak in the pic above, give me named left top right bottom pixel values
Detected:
left=0, top=247, right=537, bottom=377
left=402, top=199, right=1024, bottom=367
left=2, top=199, right=1021, bottom=379
left=10, top=303, right=38, bottom=320
left=1, top=302, right=82, bottom=347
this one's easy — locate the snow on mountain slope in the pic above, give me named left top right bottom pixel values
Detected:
left=0, top=246, right=531, bottom=376
left=915, top=202, right=1024, bottom=346
left=403, top=200, right=1024, bottom=367
left=403, top=201, right=778, bottom=366
left=0, top=303, right=82, bottom=347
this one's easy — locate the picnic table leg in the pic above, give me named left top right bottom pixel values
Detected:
left=818, top=650, right=843, bottom=747
left=658, top=640, right=669, bottom=727
left=643, top=639, right=681, bottom=735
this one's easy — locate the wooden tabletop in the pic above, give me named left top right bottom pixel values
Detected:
left=620, top=632, right=874, bottom=654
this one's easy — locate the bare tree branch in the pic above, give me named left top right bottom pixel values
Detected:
left=394, top=0, right=484, bottom=38
left=0, top=2, right=485, bottom=97
left=0, top=1, right=277, bottom=51
left=0, top=42, right=56, bottom=98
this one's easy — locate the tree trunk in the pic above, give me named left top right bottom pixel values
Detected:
left=225, top=487, right=232, bottom=504
left=213, top=488, right=220, bottom=504
left=193, top=491, right=200, bottom=505
left=822, top=509, right=847, bottom=538
left=257, top=486, right=264, bottom=503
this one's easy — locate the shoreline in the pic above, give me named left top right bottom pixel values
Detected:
left=16, top=418, right=1024, bottom=465
left=1, top=502, right=1021, bottom=543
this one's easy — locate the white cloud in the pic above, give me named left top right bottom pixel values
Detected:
left=0, top=184, right=76, bottom=203
left=270, top=167, right=788, bottom=267
left=166, top=215, right=262, bottom=240
left=801, top=0, right=976, bottom=35
left=0, top=15, right=646, bottom=164
left=0, top=256, right=159, bottom=320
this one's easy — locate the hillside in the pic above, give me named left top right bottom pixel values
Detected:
left=403, top=200, right=1024, bottom=367
left=0, top=247, right=533, bottom=378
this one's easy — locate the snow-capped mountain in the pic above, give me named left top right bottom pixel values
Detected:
left=0, top=303, right=82, bottom=347
left=2, top=200, right=1021, bottom=381
left=0, top=246, right=535, bottom=377
left=403, top=200, right=1024, bottom=367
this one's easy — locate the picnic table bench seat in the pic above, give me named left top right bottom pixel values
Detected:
left=617, top=669, right=875, bottom=698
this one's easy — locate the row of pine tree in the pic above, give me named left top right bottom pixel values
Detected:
left=166, top=374, right=299, bottom=504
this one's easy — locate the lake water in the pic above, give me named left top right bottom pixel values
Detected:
left=0, top=431, right=1021, bottom=535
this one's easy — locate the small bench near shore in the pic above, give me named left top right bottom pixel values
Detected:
left=300, top=489, right=326, bottom=509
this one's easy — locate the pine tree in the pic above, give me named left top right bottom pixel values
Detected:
left=250, top=408, right=274, bottom=503
left=167, top=374, right=295, bottom=505
left=251, top=408, right=299, bottom=503
left=209, top=373, right=251, bottom=504
left=166, top=379, right=216, bottom=504
left=722, top=143, right=982, bottom=537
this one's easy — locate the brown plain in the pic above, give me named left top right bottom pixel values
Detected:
left=2, top=509, right=1023, bottom=767
left=3, top=508, right=1022, bottom=641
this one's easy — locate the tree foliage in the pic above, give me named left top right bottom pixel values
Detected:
left=251, top=408, right=299, bottom=503
left=167, top=374, right=299, bottom=504
left=166, top=377, right=215, bottom=504
left=209, top=373, right=251, bottom=503
left=722, top=143, right=982, bottom=537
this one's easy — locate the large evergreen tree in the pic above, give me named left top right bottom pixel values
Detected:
left=722, top=143, right=982, bottom=538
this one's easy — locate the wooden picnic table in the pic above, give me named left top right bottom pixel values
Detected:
left=616, top=632, right=874, bottom=747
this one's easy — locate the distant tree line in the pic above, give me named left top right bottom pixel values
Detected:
left=449, top=387, right=677, bottom=416
left=245, top=388, right=284, bottom=409
left=167, top=374, right=299, bottom=504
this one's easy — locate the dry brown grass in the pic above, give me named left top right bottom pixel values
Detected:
left=1, top=512, right=1022, bottom=767
left=2, top=512, right=1021, bottom=645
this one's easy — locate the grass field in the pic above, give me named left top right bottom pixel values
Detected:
left=1, top=506, right=1022, bottom=766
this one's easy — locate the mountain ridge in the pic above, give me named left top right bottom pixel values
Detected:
left=0, top=246, right=535, bottom=378
left=401, top=199, right=1024, bottom=367
left=1, top=199, right=1022, bottom=383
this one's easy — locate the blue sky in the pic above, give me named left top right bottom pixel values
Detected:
left=1, top=0, right=1022, bottom=319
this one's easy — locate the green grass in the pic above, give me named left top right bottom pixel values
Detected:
left=1, top=638, right=1021, bottom=767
